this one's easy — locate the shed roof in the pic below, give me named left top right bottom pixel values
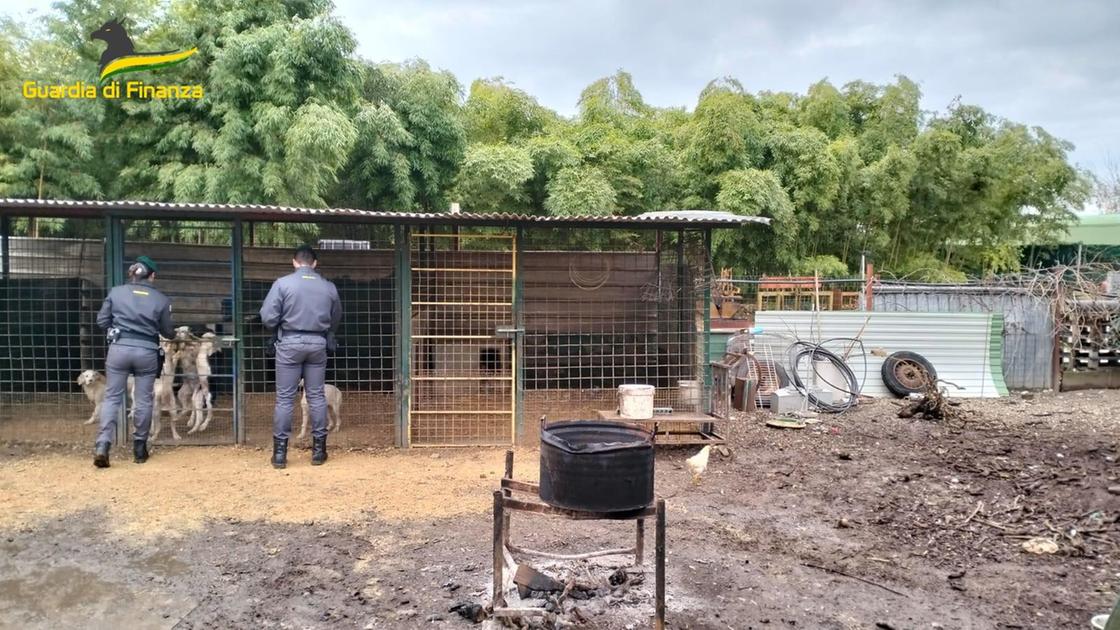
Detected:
left=0, top=198, right=768, bottom=230
left=1063, top=213, right=1120, bottom=246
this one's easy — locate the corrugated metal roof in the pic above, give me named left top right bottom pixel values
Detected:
left=0, top=198, right=769, bottom=229
left=755, top=311, right=1009, bottom=398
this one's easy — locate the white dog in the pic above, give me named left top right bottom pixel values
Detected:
left=298, top=382, right=342, bottom=439
left=187, top=332, right=219, bottom=434
left=76, top=370, right=106, bottom=425
left=127, top=342, right=180, bottom=440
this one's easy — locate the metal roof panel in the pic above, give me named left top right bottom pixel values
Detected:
left=0, top=198, right=768, bottom=229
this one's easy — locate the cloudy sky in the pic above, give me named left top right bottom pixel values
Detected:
left=6, top=0, right=1118, bottom=179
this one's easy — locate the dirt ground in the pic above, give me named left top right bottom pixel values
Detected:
left=1, top=390, right=1118, bottom=629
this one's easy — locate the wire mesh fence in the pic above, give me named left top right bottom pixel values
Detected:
left=0, top=225, right=107, bottom=444
left=520, top=229, right=709, bottom=433
left=123, top=220, right=236, bottom=445
left=1, top=217, right=718, bottom=448
left=242, top=223, right=398, bottom=447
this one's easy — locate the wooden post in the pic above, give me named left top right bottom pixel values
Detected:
left=493, top=490, right=505, bottom=609
left=635, top=518, right=645, bottom=566
left=503, top=450, right=514, bottom=545
left=655, top=499, right=666, bottom=629
left=864, top=262, right=875, bottom=311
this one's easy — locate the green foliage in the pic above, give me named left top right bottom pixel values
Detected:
left=791, top=255, right=849, bottom=278
left=891, top=253, right=969, bottom=283
left=0, top=19, right=101, bottom=225
left=453, top=144, right=534, bottom=213
left=464, top=78, right=552, bottom=144
left=714, top=168, right=796, bottom=270
left=359, top=60, right=466, bottom=211
left=0, top=2, right=1092, bottom=275
left=544, top=165, right=616, bottom=215
left=799, top=80, right=850, bottom=139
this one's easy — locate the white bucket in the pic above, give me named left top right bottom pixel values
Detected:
left=813, top=358, right=847, bottom=399
left=678, top=380, right=701, bottom=412
left=618, top=384, right=655, bottom=420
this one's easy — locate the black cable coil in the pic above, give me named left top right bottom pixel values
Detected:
left=787, top=338, right=863, bottom=413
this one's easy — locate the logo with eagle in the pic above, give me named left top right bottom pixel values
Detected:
left=90, top=18, right=197, bottom=83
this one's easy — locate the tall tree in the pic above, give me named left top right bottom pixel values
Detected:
left=0, top=19, right=100, bottom=235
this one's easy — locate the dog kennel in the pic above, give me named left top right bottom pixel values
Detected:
left=0, top=199, right=764, bottom=447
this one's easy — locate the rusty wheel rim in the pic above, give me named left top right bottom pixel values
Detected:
left=893, top=359, right=929, bottom=389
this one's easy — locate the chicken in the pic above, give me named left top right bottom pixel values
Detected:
left=686, top=445, right=711, bottom=484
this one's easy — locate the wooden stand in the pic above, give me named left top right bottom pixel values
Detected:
left=594, top=409, right=726, bottom=445
left=492, top=450, right=667, bottom=629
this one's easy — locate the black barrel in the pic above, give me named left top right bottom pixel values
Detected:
left=539, top=420, right=655, bottom=513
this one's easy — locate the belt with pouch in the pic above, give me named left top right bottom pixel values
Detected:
left=282, top=329, right=327, bottom=338
left=119, top=331, right=159, bottom=344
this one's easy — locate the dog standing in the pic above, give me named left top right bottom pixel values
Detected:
left=76, top=370, right=107, bottom=425
left=298, top=382, right=342, bottom=439
left=187, top=332, right=219, bottom=434
left=127, top=341, right=180, bottom=440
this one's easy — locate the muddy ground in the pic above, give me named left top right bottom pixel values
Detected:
left=1, top=390, right=1118, bottom=629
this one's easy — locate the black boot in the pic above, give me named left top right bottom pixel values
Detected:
left=133, top=439, right=149, bottom=464
left=311, top=436, right=327, bottom=466
left=271, top=437, right=288, bottom=469
left=93, top=442, right=111, bottom=468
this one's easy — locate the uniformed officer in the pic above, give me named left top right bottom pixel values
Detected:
left=94, top=255, right=175, bottom=468
left=260, top=245, right=341, bottom=468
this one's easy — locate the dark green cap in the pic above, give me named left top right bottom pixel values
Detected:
left=134, top=255, right=159, bottom=273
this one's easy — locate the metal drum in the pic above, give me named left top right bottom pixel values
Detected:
left=539, top=420, right=655, bottom=513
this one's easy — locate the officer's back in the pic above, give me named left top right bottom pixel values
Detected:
left=263, top=267, right=339, bottom=334
left=98, top=282, right=174, bottom=346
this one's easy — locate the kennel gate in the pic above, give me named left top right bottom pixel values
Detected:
left=122, top=219, right=241, bottom=445
left=408, top=231, right=517, bottom=446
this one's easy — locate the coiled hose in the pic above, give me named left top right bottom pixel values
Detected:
left=788, top=338, right=863, bottom=413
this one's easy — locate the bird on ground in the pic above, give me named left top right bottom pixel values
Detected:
left=686, top=445, right=711, bottom=484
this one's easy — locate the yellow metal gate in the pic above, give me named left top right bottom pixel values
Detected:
left=409, top=232, right=515, bottom=446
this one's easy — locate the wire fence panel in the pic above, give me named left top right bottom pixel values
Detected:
left=520, top=229, right=707, bottom=432
left=409, top=231, right=515, bottom=446
left=242, top=224, right=398, bottom=447
left=124, top=221, right=236, bottom=445
left=0, top=228, right=106, bottom=444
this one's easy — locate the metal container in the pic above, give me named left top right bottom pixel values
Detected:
left=539, top=420, right=655, bottom=513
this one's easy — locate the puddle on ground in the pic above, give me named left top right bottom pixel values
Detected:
left=136, top=549, right=190, bottom=577
left=0, top=565, right=118, bottom=621
left=0, top=564, right=192, bottom=630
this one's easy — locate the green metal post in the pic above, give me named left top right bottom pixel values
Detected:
left=232, top=219, right=245, bottom=444
left=106, top=216, right=125, bottom=444
left=106, top=216, right=124, bottom=285
left=675, top=229, right=687, bottom=396
left=702, top=229, right=713, bottom=413
left=513, top=227, right=524, bottom=442
left=394, top=225, right=412, bottom=448
left=1, top=215, right=10, bottom=279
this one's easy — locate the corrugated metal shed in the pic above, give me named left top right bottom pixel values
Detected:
left=0, top=198, right=769, bottom=229
left=873, top=285, right=1053, bottom=390
left=755, top=311, right=1009, bottom=398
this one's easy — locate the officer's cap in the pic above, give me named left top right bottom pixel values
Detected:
left=134, top=255, right=160, bottom=273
